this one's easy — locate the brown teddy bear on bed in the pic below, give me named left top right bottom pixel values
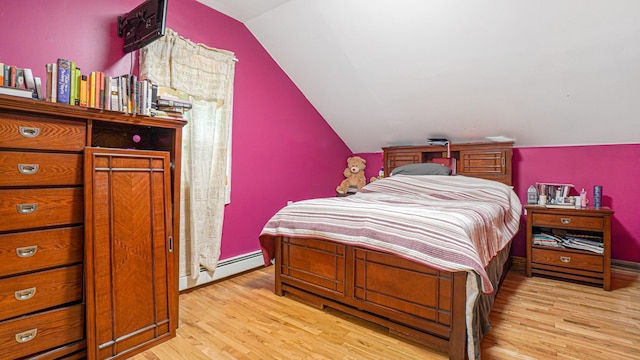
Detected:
left=336, top=156, right=367, bottom=194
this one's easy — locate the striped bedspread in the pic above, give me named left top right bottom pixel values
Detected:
left=259, top=175, right=522, bottom=294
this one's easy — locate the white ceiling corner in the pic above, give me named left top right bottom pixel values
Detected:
left=198, top=0, right=640, bottom=153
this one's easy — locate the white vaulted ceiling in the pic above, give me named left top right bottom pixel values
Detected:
left=197, top=0, right=640, bottom=152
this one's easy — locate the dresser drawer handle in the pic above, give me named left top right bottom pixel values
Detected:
left=16, top=246, right=38, bottom=258
left=560, top=218, right=571, bottom=224
left=18, top=164, right=40, bottom=175
left=560, top=256, right=571, bottom=263
left=18, top=126, right=40, bottom=138
left=16, top=203, right=38, bottom=214
left=15, top=287, right=36, bottom=301
left=15, top=329, right=37, bottom=343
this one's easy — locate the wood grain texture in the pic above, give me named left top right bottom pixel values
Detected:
left=131, top=266, right=640, bottom=360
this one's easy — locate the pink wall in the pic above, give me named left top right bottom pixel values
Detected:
left=360, top=145, right=640, bottom=263
left=0, top=0, right=352, bottom=260
left=2, top=2, right=637, bottom=264
left=513, top=144, right=640, bottom=263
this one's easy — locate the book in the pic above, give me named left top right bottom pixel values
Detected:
left=89, top=72, right=96, bottom=108
left=22, top=69, right=37, bottom=98
left=97, top=71, right=104, bottom=109
left=110, top=76, right=120, bottom=111
left=45, top=63, right=52, bottom=101
left=0, top=63, right=3, bottom=86
left=56, top=58, right=71, bottom=104
left=157, top=95, right=192, bottom=109
left=119, top=75, right=128, bottom=112
left=2, top=65, right=9, bottom=87
left=79, top=75, right=88, bottom=107
left=34, top=77, right=43, bottom=100
left=103, top=75, right=111, bottom=110
left=69, top=62, right=76, bottom=106
left=50, top=63, right=57, bottom=103
left=74, top=67, right=81, bottom=105
left=0, top=85, right=34, bottom=98
left=15, top=68, right=26, bottom=89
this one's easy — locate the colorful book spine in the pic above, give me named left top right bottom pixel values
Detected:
left=9, top=66, right=17, bottom=87
left=97, top=71, right=104, bottom=109
left=0, top=63, right=3, bottom=86
left=79, top=75, right=88, bottom=107
left=50, top=63, right=57, bottom=103
left=89, top=72, right=96, bottom=108
left=2, top=65, right=9, bottom=87
left=74, top=67, right=81, bottom=105
left=69, top=62, right=76, bottom=105
left=22, top=69, right=37, bottom=98
left=34, top=77, right=43, bottom=100
left=16, top=68, right=26, bottom=89
left=56, top=58, right=71, bottom=104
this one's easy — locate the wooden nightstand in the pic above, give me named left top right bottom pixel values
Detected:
left=525, top=205, right=614, bottom=290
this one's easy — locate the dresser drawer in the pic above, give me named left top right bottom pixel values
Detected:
left=0, top=265, right=83, bottom=321
left=532, top=247, right=603, bottom=273
left=0, top=188, right=83, bottom=232
left=531, top=213, right=604, bottom=231
left=0, top=115, right=85, bottom=152
left=0, top=304, right=84, bottom=360
left=0, top=227, right=83, bottom=277
left=0, top=151, right=82, bottom=187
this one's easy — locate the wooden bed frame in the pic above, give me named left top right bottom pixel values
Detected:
left=270, top=142, right=514, bottom=360
left=274, top=237, right=470, bottom=358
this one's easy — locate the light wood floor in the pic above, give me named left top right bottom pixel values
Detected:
left=132, top=266, right=640, bottom=360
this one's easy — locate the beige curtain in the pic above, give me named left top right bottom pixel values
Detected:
left=139, top=29, right=236, bottom=284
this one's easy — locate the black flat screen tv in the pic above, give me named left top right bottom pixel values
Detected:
left=118, top=0, right=168, bottom=53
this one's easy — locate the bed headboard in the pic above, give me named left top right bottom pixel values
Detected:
left=382, top=141, right=514, bottom=186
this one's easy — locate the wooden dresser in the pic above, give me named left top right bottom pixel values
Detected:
left=382, top=141, right=513, bottom=185
left=0, top=94, right=185, bottom=359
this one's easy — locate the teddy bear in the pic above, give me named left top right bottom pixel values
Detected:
left=336, top=156, right=367, bottom=194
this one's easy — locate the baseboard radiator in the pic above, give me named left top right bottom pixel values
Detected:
left=179, top=250, right=264, bottom=291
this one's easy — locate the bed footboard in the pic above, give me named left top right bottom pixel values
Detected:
left=274, top=236, right=468, bottom=360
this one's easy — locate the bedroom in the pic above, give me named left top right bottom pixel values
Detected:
left=0, top=0, right=638, bottom=359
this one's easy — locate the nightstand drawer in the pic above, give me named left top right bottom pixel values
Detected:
left=532, top=247, right=603, bottom=273
left=0, top=115, right=85, bottom=152
left=0, top=227, right=83, bottom=277
left=0, top=265, right=83, bottom=320
left=532, top=213, right=604, bottom=231
left=0, top=304, right=84, bottom=360
left=0, top=151, right=83, bottom=186
left=0, top=188, right=83, bottom=232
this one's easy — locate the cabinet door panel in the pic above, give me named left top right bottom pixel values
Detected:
left=84, top=148, right=175, bottom=360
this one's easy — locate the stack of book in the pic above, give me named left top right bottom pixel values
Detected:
left=533, top=230, right=604, bottom=254
left=152, top=95, right=192, bottom=118
left=0, top=62, right=40, bottom=99
left=45, top=58, right=160, bottom=116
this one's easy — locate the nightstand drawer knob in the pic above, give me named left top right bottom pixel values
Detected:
left=560, top=218, right=571, bottom=224
left=560, top=256, right=571, bottom=263
left=15, top=329, right=37, bottom=343
left=15, top=287, right=36, bottom=301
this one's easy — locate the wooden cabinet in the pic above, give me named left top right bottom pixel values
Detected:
left=525, top=205, right=614, bottom=290
left=85, top=148, right=175, bottom=359
left=383, top=141, right=513, bottom=185
left=0, top=94, right=185, bottom=359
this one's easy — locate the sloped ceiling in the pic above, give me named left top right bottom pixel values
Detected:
left=197, top=0, right=640, bottom=153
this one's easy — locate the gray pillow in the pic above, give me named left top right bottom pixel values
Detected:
left=390, top=163, right=452, bottom=176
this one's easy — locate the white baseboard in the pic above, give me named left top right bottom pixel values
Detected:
left=179, top=250, right=264, bottom=291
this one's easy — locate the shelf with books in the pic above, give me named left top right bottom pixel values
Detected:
left=525, top=205, right=614, bottom=290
